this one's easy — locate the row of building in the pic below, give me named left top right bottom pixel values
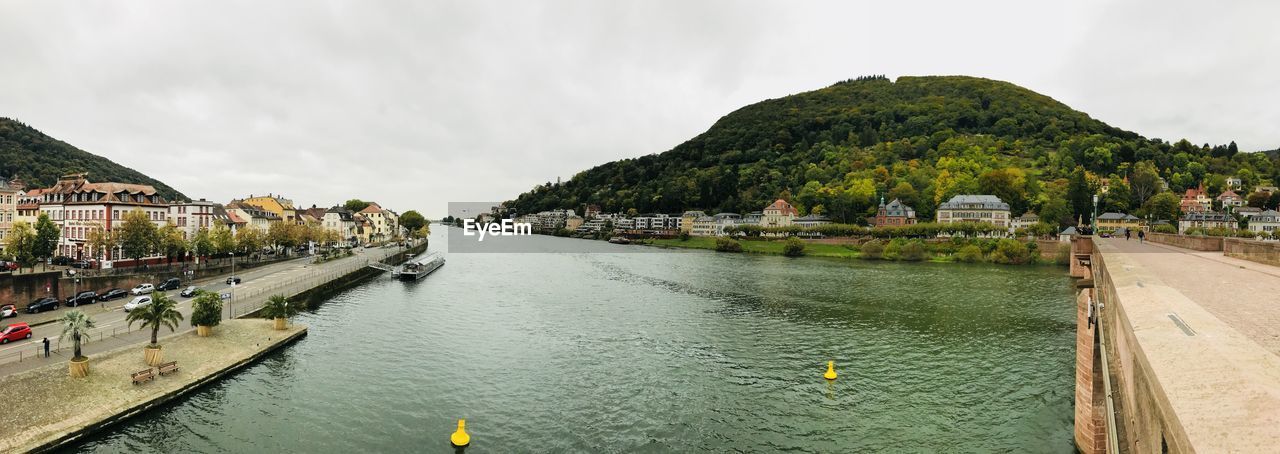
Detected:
left=511, top=194, right=1022, bottom=238
left=0, top=173, right=404, bottom=263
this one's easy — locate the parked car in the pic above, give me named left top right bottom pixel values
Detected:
left=226, top=276, right=242, bottom=285
left=70, top=260, right=95, bottom=269
left=66, top=290, right=99, bottom=307
left=124, top=296, right=153, bottom=312
left=98, top=288, right=129, bottom=301
left=1, top=304, right=17, bottom=318
left=0, top=323, right=31, bottom=344
left=131, top=283, right=155, bottom=295
left=25, top=297, right=58, bottom=313
left=157, top=278, right=182, bottom=291
left=0, top=261, right=18, bottom=271
left=51, top=256, right=73, bottom=266
left=180, top=286, right=199, bottom=298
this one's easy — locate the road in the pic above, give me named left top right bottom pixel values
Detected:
left=0, top=244, right=411, bottom=374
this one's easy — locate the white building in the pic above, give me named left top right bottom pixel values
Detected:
left=1249, top=210, right=1280, bottom=235
left=761, top=199, right=798, bottom=227
left=36, top=173, right=169, bottom=261
left=168, top=199, right=217, bottom=240
left=936, top=195, right=1011, bottom=229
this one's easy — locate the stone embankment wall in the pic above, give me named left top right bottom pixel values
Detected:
left=1146, top=233, right=1223, bottom=251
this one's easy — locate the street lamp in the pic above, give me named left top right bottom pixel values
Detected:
left=68, top=269, right=78, bottom=307
left=1092, top=194, right=1099, bottom=234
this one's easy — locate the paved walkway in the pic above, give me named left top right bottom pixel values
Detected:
left=1096, top=237, right=1280, bottom=452
left=1102, top=237, right=1280, bottom=355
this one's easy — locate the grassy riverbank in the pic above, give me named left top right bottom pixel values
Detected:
left=643, top=236, right=1069, bottom=266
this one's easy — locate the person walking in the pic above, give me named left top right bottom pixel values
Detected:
left=1138, top=229, right=1146, bottom=244
left=42, top=337, right=50, bottom=358
left=1125, top=229, right=1131, bottom=241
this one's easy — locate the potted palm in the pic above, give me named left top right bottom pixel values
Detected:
left=60, top=310, right=95, bottom=378
left=190, top=291, right=223, bottom=337
left=126, top=292, right=184, bottom=366
left=260, top=295, right=298, bottom=330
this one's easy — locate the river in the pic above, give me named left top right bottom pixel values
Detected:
left=70, top=227, right=1076, bottom=452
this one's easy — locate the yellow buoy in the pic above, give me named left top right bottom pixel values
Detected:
left=823, top=361, right=837, bottom=380
left=450, top=419, right=470, bottom=447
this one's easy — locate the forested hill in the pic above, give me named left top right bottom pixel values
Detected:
left=508, top=75, right=1274, bottom=225
left=0, top=118, right=187, bottom=201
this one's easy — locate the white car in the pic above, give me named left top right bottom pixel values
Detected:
left=124, top=296, right=153, bottom=312
left=131, top=283, right=155, bottom=295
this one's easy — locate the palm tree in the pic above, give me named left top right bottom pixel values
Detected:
left=60, top=309, right=95, bottom=359
left=260, top=295, right=298, bottom=330
left=126, top=291, right=184, bottom=346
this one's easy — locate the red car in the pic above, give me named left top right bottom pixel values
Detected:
left=0, top=323, right=32, bottom=344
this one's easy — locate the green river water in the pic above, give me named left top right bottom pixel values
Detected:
left=70, top=228, right=1076, bottom=453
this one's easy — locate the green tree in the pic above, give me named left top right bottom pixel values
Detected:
left=126, top=292, right=184, bottom=346
left=2, top=221, right=37, bottom=270
left=84, top=222, right=117, bottom=262
left=1066, top=167, right=1093, bottom=224
left=33, top=213, right=59, bottom=265
left=117, top=209, right=159, bottom=265
left=189, top=227, right=214, bottom=258
left=1247, top=192, right=1270, bottom=209
left=343, top=199, right=370, bottom=212
left=1128, top=161, right=1162, bottom=207
left=158, top=222, right=187, bottom=263
left=235, top=227, right=265, bottom=255
left=1140, top=192, right=1181, bottom=221
left=1102, top=178, right=1132, bottom=213
left=399, top=210, right=427, bottom=234
left=210, top=224, right=235, bottom=255
left=261, top=294, right=299, bottom=320
left=782, top=237, right=806, bottom=257
left=190, top=291, right=223, bottom=328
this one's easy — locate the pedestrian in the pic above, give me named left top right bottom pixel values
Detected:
left=1125, top=229, right=1131, bottom=241
left=1138, top=229, right=1145, bottom=243
left=42, top=337, right=50, bottom=358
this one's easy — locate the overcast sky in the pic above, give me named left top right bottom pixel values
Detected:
left=2, top=1, right=1277, bottom=217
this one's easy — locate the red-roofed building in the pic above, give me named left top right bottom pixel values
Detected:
left=761, top=199, right=799, bottom=227
left=35, top=173, right=169, bottom=260
left=1180, top=185, right=1212, bottom=214
left=1216, top=189, right=1244, bottom=208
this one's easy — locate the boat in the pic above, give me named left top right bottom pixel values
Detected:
left=608, top=236, right=631, bottom=244
left=394, top=253, right=445, bottom=281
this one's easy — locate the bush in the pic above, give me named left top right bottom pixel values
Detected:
left=1154, top=224, right=1176, bottom=234
left=678, top=231, right=691, bottom=241
left=190, top=291, right=223, bottom=327
left=859, top=239, right=884, bottom=259
left=900, top=240, right=927, bottom=261
left=714, top=237, right=743, bottom=252
left=782, top=237, right=806, bottom=257
left=989, top=239, right=1031, bottom=265
left=956, top=244, right=984, bottom=263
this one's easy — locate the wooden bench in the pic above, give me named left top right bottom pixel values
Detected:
left=158, top=361, right=179, bottom=376
left=132, top=368, right=155, bottom=385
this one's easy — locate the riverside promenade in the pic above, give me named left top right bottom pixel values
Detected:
left=1087, top=236, right=1280, bottom=452
left=0, top=243, right=413, bottom=376
left=0, top=320, right=307, bottom=452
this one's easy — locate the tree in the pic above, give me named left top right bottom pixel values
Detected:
left=1247, top=192, right=1270, bottom=209
left=267, top=222, right=300, bottom=253
left=85, top=222, right=117, bottom=262
left=1102, top=178, right=1131, bottom=213
left=60, top=309, right=95, bottom=359
left=235, top=227, right=265, bottom=255
left=1140, top=192, right=1181, bottom=221
left=1066, top=167, right=1093, bottom=224
left=399, top=210, right=427, bottom=234
left=33, top=213, right=59, bottom=265
left=1040, top=197, right=1074, bottom=229
left=261, top=294, right=299, bottom=330
left=3, top=221, right=37, bottom=270
left=126, top=292, right=184, bottom=346
left=117, top=209, right=159, bottom=265
left=210, top=224, right=236, bottom=255
left=344, top=199, right=370, bottom=212
left=1128, top=161, right=1161, bottom=207
left=158, top=222, right=187, bottom=263
left=189, top=227, right=214, bottom=259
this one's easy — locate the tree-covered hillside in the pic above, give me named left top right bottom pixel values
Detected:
left=0, top=118, right=187, bottom=200
left=508, top=75, right=1274, bottom=226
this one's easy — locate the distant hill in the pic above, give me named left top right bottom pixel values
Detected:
left=508, top=75, right=1274, bottom=224
left=0, top=118, right=187, bottom=201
